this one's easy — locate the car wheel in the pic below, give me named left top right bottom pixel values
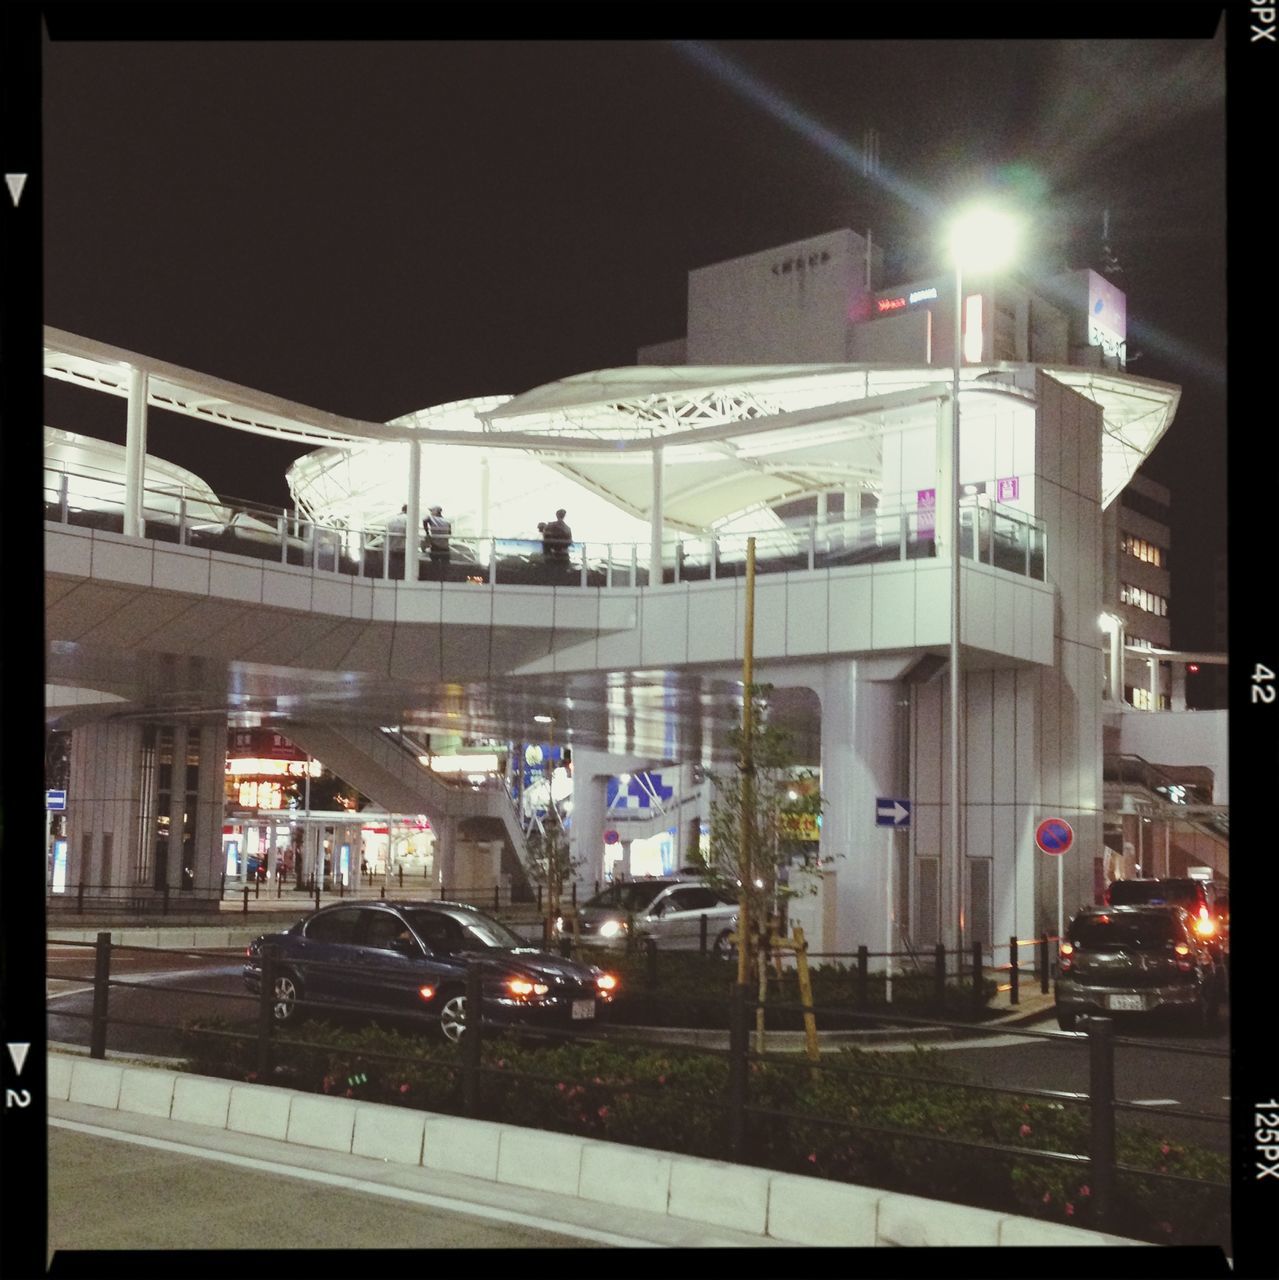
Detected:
left=1055, top=1007, right=1077, bottom=1031
left=438, top=989, right=468, bottom=1044
left=272, top=971, right=303, bottom=1024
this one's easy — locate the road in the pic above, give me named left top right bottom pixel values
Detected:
left=47, top=940, right=1230, bottom=1160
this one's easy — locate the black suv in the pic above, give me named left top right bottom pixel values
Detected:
left=1055, top=904, right=1223, bottom=1033
left=244, top=900, right=618, bottom=1042
left=1106, top=878, right=1227, bottom=958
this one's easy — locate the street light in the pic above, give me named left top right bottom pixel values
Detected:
left=944, top=203, right=1021, bottom=958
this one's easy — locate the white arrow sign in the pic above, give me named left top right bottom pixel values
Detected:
left=7, top=1043, right=30, bottom=1075
left=875, top=798, right=911, bottom=826
left=5, top=174, right=28, bottom=207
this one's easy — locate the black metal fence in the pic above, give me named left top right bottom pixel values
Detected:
left=52, top=933, right=1228, bottom=1242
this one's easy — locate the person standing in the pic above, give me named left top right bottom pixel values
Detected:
left=424, top=505, right=452, bottom=567
left=386, top=505, right=407, bottom=579
left=544, top=508, right=572, bottom=561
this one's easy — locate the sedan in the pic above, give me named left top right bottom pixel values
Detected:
left=563, top=879, right=739, bottom=953
left=243, top=900, right=618, bottom=1042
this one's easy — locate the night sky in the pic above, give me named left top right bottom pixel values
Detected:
left=41, top=29, right=1226, bottom=647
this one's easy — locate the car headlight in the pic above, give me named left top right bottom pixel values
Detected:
left=507, top=978, right=550, bottom=998
left=598, top=919, right=626, bottom=939
left=595, top=973, right=618, bottom=994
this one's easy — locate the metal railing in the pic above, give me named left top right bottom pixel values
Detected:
left=44, top=464, right=1048, bottom=588
left=54, top=933, right=1227, bottom=1242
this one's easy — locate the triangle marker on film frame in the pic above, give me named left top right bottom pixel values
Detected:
left=5, top=174, right=29, bottom=207
left=7, top=1043, right=31, bottom=1075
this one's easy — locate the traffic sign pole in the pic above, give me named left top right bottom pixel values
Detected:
left=885, top=828, right=894, bottom=1004
left=1057, top=855, right=1064, bottom=944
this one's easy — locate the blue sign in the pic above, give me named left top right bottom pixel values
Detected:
left=46, top=790, right=67, bottom=811
left=875, top=797, right=911, bottom=827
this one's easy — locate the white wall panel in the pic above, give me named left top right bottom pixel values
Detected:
left=92, top=537, right=153, bottom=587
left=962, top=569, right=996, bottom=652
left=644, top=588, right=692, bottom=666
left=260, top=568, right=313, bottom=612
left=310, top=577, right=355, bottom=618
left=966, top=671, right=994, bottom=806
left=991, top=671, right=1018, bottom=803
left=45, top=526, right=94, bottom=577
left=553, top=592, right=600, bottom=631
left=152, top=545, right=211, bottom=595
left=208, top=556, right=264, bottom=604
left=350, top=582, right=374, bottom=622
left=827, top=572, right=874, bottom=652
left=492, top=587, right=549, bottom=628
left=1014, top=583, right=1035, bottom=662
left=870, top=568, right=915, bottom=648
left=785, top=577, right=829, bottom=656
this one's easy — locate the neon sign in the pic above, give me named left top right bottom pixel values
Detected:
left=876, top=296, right=906, bottom=313
left=909, top=287, right=938, bottom=304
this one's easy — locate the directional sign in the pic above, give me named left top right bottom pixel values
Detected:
left=1035, top=817, right=1074, bottom=855
left=875, top=797, right=912, bottom=827
left=46, top=790, right=66, bottom=811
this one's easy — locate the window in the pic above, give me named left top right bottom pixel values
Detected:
left=1120, top=533, right=1167, bottom=568
left=360, top=909, right=417, bottom=951
left=304, top=908, right=362, bottom=945
left=661, top=887, right=722, bottom=913
left=1120, top=583, right=1169, bottom=617
left=406, top=910, right=467, bottom=954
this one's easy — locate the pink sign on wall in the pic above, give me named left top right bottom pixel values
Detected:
left=916, top=488, right=936, bottom=534
left=996, top=476, right=1019, bottom=503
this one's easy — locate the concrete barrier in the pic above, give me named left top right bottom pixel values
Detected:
left=46, top=1051, right=1144, bottom=1248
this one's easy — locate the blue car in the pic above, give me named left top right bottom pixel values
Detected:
left=243, top=900, right=618, bottom=1042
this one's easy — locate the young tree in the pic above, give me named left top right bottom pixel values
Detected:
left=524, top=823, right=581, bottom=947
left=687, top=683, right=824, bottom=968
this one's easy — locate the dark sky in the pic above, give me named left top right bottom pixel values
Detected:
left=41, top=30, right=1226, bottom=646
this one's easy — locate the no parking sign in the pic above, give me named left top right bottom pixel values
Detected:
left=1035, top=817, right=1074, bottom=856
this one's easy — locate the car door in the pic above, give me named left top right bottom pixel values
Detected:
left=353, top=907, right=427, bottom=1014
left=645, top=885, right=732, bottom=950
left=295, top=907, right=364, bottom=1007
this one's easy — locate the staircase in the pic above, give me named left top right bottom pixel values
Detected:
left=279, top=723, right=531, bottom=876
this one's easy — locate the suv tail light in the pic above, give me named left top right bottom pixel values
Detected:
left=1059, top=942, right=1074, bottom=973
left=1194, top=906, right=1216, bottom=938
left=1173, top=943, right=1193, bottom=972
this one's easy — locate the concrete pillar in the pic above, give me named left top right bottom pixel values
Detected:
left=650, top=441, right=664, bottom=586
left=818, top=659, right=903, bottom=955
left=479, top=454, right=491, bottom=538
left=620, top=840, right=633, bottom=880
left=1171, top=661, right=1187, bottom=711
left=406, top=438, right=422, bottom=582
left=567, top=754, right=609, bottom=885
left=123, top=366, right=149, bottom=538
left=1148, top=655, right=1159, bottom=712
left=433, top=815, right=459, bottom=889
left=1109, top=618, right=1125, bottom=703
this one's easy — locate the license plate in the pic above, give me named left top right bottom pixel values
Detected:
left=571, top=999, right=595, bottom=1020
left=1106, top=993, right=1145, bottom=1011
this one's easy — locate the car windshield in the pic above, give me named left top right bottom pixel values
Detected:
left=1071, top=914, right=1180, bottom=949
left=585, top=881, right=676, bottom=913
left=404, top=908, right=524, bottom=951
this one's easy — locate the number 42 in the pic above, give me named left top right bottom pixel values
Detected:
left=1253, top=664, right=1276, bottom=703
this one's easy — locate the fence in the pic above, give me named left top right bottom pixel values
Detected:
left=44, top=465, right=1048, bottom=588
left=50, top=932, right=1228, bottom=1242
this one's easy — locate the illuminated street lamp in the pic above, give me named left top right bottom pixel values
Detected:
left=943, top=204, right=1021, bottom=958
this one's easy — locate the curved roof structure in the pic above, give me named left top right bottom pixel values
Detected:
left=43, top=329, right=1179, bottom=540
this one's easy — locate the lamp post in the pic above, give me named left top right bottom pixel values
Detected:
left=944, top=204, right=1020, bottom=958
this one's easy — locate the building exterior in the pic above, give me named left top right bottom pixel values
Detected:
left=46, top=224, right=1226, bottom=956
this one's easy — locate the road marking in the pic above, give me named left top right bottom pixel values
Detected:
left=50, top=1118, right=662, bottom=1248
left=1131, top=1098, right=1180, bottom=1107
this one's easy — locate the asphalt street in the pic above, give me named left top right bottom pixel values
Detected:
left=47, top=941, right=1230, bottom=1159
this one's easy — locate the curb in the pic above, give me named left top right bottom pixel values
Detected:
left=46, top=1051, right=1143, bottom=1250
